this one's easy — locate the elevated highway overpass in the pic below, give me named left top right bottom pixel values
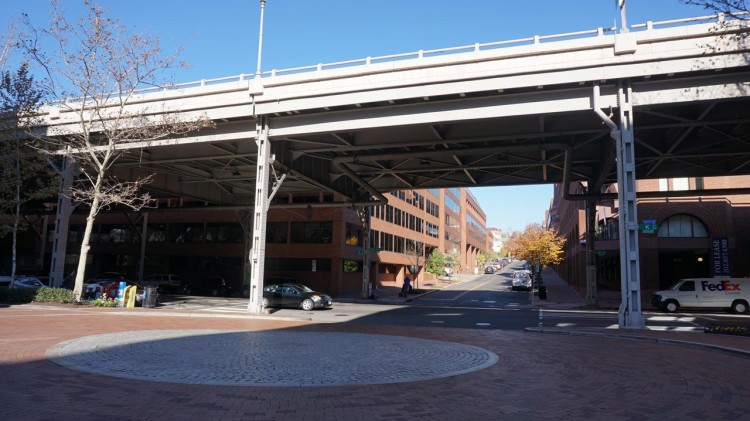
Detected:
left=42, top=12, right=750, bottom=327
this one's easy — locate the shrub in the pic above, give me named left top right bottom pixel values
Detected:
left=90, top=297, right=119, bottom=307
left=34, top=287, right=76, bottom=304
left=0, top=286, right=38, bottom=303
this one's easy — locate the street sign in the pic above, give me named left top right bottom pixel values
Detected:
left=638, top=223, right=658, bottom=234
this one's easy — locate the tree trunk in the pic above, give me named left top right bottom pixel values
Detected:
left=10, top=135, right=20, bottom=286
left=73, top=194, right=100, bottom=302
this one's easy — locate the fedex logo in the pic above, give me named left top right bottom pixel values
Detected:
left=701, top=280, right=741, bottom=291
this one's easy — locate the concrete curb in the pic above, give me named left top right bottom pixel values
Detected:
left=9, top=303, right=313, bottom=322
left=525, top=327, right=750, bottom=358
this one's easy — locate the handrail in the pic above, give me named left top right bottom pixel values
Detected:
left=48, top=12, right=747, bottom=106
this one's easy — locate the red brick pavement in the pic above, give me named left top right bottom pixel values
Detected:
left=1, top=304, right=748, bottom=421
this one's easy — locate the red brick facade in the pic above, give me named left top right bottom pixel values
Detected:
left=549, top=176, right=750, bottom=295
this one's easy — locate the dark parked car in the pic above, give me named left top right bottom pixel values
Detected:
left=262, top=283, right=333, bottom=311
left=183, top=277, right=232, bottom=297
left=241, top=276, right=295, bottom=298
left=484, top=266, right=495, bottom=274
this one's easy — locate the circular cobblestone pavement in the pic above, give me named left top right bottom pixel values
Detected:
left=47, top=330, right=499, bottom=387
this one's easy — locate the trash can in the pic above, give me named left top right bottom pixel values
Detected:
left=538, top=285, right=547, bottom=300
left=142, top=287, right=158, bottom=308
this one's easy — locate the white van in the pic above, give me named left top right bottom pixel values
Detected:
left=651, top=278, right=750, bottom=314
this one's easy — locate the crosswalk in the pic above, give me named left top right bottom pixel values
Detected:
left=538, top=309, right=705, bottom=331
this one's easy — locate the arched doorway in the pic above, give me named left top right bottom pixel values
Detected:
left=657, top=214, right=710, bottom=289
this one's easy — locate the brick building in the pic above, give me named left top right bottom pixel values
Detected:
left=2, top=187, right=489, bottom=296
left=548, top=176, right=750, bottom=296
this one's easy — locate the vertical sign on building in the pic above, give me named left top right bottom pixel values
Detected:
left=711, top=237, right=730, bottom=277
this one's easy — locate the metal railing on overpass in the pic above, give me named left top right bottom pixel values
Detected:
left=51, top=11, right=748, bottom=105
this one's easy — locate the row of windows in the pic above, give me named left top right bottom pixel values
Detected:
left=658, top=177, right=704, bottom=192
left=371, top=204, right=424, bottom=234
left=73, top=223, right=245, bottom=245
left=466, top=213, right=486, bottom=237
left=389, top=190, right=425, bottom=211
left=596, top=214, right=709, bottom=241
left=266, top=257, right=332, bottom=272
left=445, top=195, right=460, bottom=213
left=369, top=230, right=424, bottom=255
left=266, top=221, right=333, bottom=244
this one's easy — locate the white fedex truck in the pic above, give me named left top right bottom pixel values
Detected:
left=651, top=278, right=750, bottom=313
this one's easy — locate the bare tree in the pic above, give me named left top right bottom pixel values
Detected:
left=18, top=1, right=213, bottom=301
left=404, top=239, right=424, bottom=289
left=682, top=0, right=749, bottom=16
left=1, top=23, right=17, bottom=72
left=0, top=63, right=56, bottom=285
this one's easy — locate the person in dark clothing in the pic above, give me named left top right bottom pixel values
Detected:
left=401, top=276, right=412, bottom=295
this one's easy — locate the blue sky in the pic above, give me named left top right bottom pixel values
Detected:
left=2, top=0, right=710, bottom=232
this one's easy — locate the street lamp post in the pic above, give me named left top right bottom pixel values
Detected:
left=256, top=0, right=267, bottom=78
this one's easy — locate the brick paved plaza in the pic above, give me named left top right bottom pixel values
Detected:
left=1, top=304, right=748, bottom=420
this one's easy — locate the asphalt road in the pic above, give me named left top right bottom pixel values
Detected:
left=155, top=264, right=750, bottom=332
left=156, top=294, right=749, bottom=333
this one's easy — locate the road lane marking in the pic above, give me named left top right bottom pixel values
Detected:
left=451, top=280, right=491, bottom=300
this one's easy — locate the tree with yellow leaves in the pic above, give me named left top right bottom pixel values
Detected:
left=506, top=223, right=566, bottom=270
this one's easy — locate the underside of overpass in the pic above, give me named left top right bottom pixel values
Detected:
left=111, top=69, right=750, bottom=206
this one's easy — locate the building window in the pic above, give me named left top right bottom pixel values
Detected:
left=172, top=223, right=205, bottom=243
left=203, top=223, right=243, bottom=243
left=426, top=200, right=439, bottom=217
left=345, top=223, right=362, bottom=246
left=370, top=229, right=380, bottom=248
left=395, top=236, right=405, bottom=253
left=445, top=196, right=459, bottom=213
left=97, top=225, right=136, bottom=243
left=290, top=221, right=333, bottom=243
left=147, top=224, right=167, bottom=242
left=266, top=222, right=288, bottom=243
left=673, top=178, right=689, bottom=191
left=343, top=260, right=362, bottom=273
left=657, top=214, right=708, bottom=238
left=266, top=258, right=332, bottom=272
left=427, top=222, right=439, bottom=239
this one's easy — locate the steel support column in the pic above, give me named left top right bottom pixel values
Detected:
left=585, top=199, right=598, bottom=306
left=356, top=207, right=372, bottom=299
left=138, top=212, right=148, bottom=282
left=48, top=155, right=74, bottom=288
left=246, top=117, right=287, bottom=313
left=615, top=81, right=645, bottom=329
left=247, top=117, right=271, bottom=313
